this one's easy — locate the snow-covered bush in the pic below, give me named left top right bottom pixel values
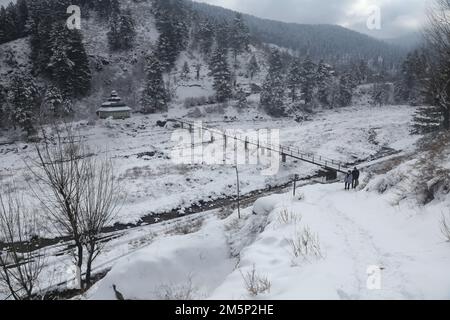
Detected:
left=171, top=217, right=204, bottom=235
left=156, top=277, right=198, bottom=300
left=240, top=265, right=271, bottom=296
left=277, top=209, right=302, bottom=225
left=288, top=226, right=323, bottom=262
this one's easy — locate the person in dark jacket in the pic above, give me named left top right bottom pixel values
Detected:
left=352, top=167, right=360, bottom=189
left=345, top=171, right=352, bottom=190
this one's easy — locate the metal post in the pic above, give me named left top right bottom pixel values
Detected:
left=235, top=166, right=241, bottom=219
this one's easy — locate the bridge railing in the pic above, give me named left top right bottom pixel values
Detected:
left=172, top=119, right=346, bottom=173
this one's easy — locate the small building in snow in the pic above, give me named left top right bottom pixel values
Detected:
left=97, top=91, right=132, bottom=119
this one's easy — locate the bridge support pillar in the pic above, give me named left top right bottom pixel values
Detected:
left=281, top=153, right=287, bottom=163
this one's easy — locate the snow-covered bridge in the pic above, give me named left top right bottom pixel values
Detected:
left=171, top=119, right=348, bottom=175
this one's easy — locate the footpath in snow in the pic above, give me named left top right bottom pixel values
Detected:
left=87, top=179, right=450, bottom=300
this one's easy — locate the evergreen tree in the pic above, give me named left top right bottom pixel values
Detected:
left=287, top=58, right=302, bottom=102
left=48, top=23, right=92, bottom=98
left=153, top=0, right=189, bottom=71
left=395, top=50, right=426, bottom=105
left=0, top=84, right=6, bottom=128
left=230, top=13, right=250, bottom=61
left=16, top=0, right=29, bottom=37
left=299, top=57, right=317, bottom=105
left=108, top=7, right=136, bottom=51
left=236, top=87, right=247, bottom=109
left=6, top=73, right=40, bottom=135
left=210, top=48, right=232, bottom=102
left=247, top=55, right=260, bottom=80
left=3, top=3, right=19, bottom=42
left=335, top=73, right=356, bottom=108
left=316, top=61, right=335, bottom=107
left=181, top=61, right=190, bottom=80
left=94, top=0, right=120, bottom=19
left=215, top=21, right=230, bottom=51
left=372, top=82, right=392, bottom=106
left=197, top=19, right=215, bottom=56
left=141, top=54, right=168, bottom=114
left=261, top=49, right=285, bottom=117
left=43, top=85, right=72, bottom=118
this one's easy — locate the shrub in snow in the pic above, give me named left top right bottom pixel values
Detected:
left=240, top=265, right=271, bottom=296
left=287, top=226, right=323, bottom=262
left=277, top=209, right=302, bottom=225
left=155, top=277, right=198, bottom=300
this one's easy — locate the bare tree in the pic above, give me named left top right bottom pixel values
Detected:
left=80, top=155, right=121, bottom=287
left=0, top=189, right=45, bottom=300
left=27, top=125, right=121, bottom=290
left=27, top=126, right=88, bottom=290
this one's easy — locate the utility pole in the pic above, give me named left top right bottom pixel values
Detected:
left=235, top=165, right=241, bottom=219
left=293, top=174, right=299, bottom=197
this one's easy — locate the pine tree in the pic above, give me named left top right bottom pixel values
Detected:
left=299, top=57, right=317, bottom=105
left=108, top=7, right=136, bottom=51
left=316, top=61, right=335, bottom=107
left=3, top=3, right=19, bottom=42
left=94, top=0, right=120, bottom=19
left=141, top=54, right=168, bottom=114
left=412, top=48, right=448, bottom=133
left=210, top=48, right=232, bottom=102
left=230, top=13, right=250, bottom=61
left=215, top=21, right=230, bottom=52
left=0, top=84, right=6, bottom=128
left=197, top=19, right=215, bottom=56
left=153, top=0, right=189, bottom=71
left=236, top=87, right=247, bottom=109
left=247, top=55, right=260, bottom=80
left=181, top=61, right=190, bottom=80
left=261, top=49, right=285, bottom=117
left=16, top=0, right=29, bottom=37
left=335, top=73, right=356, bottom=108
left=118, top=9, right=136, bottom=50
left=0, top=7, right=7, bottom=44
left=395, top=50, right=426, bottom=105
left=48, top=23, right=92, bottom=98
left=43, top=85, right=72, bottom=118
left=6, top=73, right=40, bottom=135
left=287, top=58, right=302, bottom=102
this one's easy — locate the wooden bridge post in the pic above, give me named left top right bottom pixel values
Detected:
left=223, top=134, right=227, bottom=164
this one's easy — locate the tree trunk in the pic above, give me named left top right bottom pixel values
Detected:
left=85, top=255, right=93, bottom=288
left=443, top=106, right=450, bottom=130
left=76, top=242, right=83, bottom=290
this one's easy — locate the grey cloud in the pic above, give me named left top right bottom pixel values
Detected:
left=197, top=0, right=427, bottom=38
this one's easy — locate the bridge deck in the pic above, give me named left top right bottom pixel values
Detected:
left=172, top=119, right=348, bottom=173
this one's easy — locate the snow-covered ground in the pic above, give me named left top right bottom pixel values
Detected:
left=86, top=176, right=450, bottom=300
left=0, top=104, right=418, bottom=226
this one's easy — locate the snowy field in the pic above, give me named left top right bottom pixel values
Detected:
left=0, top=104, right=419, bottom=227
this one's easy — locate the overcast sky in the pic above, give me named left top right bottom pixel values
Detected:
left=197, top=0, right=429, bottom=38
left=0, top=0, right=429, bottom=38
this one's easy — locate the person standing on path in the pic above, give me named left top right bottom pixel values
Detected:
left=345, top=171, right=353, bottom=190
left=352, top=167, right=360, bottom=189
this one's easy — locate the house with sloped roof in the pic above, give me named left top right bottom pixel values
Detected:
left=97, top=91, right=132, bottom=119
